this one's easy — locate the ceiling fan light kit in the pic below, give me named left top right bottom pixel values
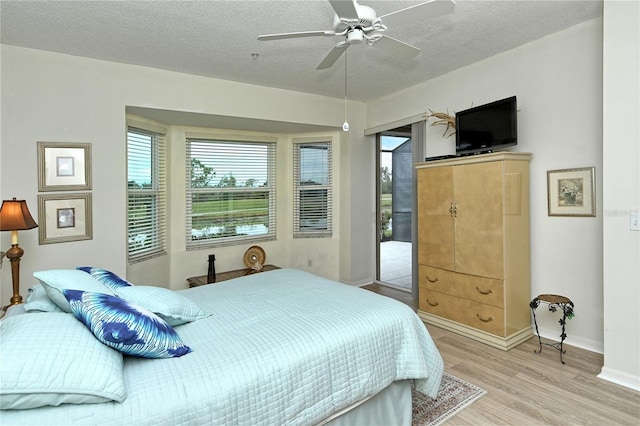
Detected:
left=347, top=28, right=364, bottom=44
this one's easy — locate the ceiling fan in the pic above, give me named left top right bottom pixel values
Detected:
left=258, top=0, right=456, bottom=70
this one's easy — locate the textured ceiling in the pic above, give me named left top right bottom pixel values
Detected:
left=1, top=0, right=602, bottom=103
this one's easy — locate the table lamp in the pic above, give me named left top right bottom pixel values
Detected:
left=0, top=197, right=38, bottom=306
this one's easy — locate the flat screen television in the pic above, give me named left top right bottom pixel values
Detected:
left=455, top=96, right=517, bottom=155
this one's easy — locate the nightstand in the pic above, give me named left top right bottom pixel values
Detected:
left=187, top=264, right=279, bottom=288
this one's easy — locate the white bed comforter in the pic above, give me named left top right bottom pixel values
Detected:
left=2, top=268, right=443, bottom=425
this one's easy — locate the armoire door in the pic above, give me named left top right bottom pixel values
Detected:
left=453, top=161, right=504, bottom=278
left=417, top=166, right=455, bottom=270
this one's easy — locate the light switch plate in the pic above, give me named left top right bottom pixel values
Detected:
left=630, top=214, right=640, bottom=231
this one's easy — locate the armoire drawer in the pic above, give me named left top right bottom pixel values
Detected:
left=419, top=289, right=506, bottom=336
left=418, top=265, right=504, bottom=308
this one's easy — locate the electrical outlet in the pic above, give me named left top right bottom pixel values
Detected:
left=630, top=214, right=640, bottom=231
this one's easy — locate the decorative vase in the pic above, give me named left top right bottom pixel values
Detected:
left=207, top=254, right=216, bottom=283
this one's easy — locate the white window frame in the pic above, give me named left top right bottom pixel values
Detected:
left=185, top=133, right=277, bottom=249
left=126, top=120, right=167, bottom=263
left=293, top=138, right=333, bottom=238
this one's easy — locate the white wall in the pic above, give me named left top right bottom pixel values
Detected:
left=368, top=19, right=604, bottom=352
left=368, top=15, right=640, bottom=390
left=600, top=1, right=640, bottom=391
left=0, top=45, right=371, bottom=299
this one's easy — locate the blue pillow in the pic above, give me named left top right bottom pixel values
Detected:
left=63, top=290, right=192, bottom=359
left=76, top=267, right=133, bottom=291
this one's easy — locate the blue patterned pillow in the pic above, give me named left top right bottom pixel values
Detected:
left=76, top=267, right=133, bottom=291
left=63, top=290, right=192, bottom=358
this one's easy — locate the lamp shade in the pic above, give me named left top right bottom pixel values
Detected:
left=0, top=198, right=38, bottom=231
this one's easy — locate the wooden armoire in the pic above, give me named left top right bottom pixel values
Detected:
left=416, top=152, right=532, bottom=350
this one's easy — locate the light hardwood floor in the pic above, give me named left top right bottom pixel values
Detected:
left=362, top=284, right=640, bottom=425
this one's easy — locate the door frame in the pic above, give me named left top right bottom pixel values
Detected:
left=375, top=123, right=425, bottom=296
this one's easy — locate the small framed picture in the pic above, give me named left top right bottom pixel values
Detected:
left=38, top=193, right=93, bottom=244
left=38, top=142, right=92, bottom=191
left=57, top=208, right=76, bottom=228
left=547, top=167, right=596, bottom=217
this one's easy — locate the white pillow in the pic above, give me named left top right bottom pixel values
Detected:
left=114, top=285, right=210, bottom=326
left=0, top=312, right=126, bottom=409
left=24, top=284, right=65, bottom=313
left=33, top=269, right=115, bottom=313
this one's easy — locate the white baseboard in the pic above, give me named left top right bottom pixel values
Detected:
left=597, top=366, right=640, bottom=392
left=346, top=278, right=375, bottom=287
left=536, top=327, right=604, bottom=354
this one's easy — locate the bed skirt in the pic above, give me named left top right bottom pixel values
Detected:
left=321, top=380, right=412, bottom=426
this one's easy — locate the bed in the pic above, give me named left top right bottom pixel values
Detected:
left=0, top=268, right=443, bottom=425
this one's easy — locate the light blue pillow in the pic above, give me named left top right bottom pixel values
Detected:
left=0, top=312, right=126, bottom=409
left=114, top=286, right=210, bottom=326
left=76, top=266, right=133, bottom=291
left=24, top=284, right=65, bottom=313
left=33, top=269, right=115, bottom=313
left=63, top=290, right=192, bottom=358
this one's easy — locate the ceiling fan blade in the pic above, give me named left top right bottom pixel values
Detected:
left=328, top=0, right=359, bottom=20
left=373, top=35, right=421, bottom=60
left=316, top=45, right=347, bottom=70
left=379, top=0, right=455, bottom=28
left=258, top=30, right=336, bottom=41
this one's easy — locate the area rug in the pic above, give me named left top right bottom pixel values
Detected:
left=412, top=372, right=487, bottom=426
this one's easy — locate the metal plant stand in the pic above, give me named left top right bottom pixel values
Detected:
left=530, top=294, right=574, bottom=364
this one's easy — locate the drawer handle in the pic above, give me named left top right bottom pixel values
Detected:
left=426, top=274, right=438, bottom=283
left=476, top=286, right=493, bottom=295
left=476, top=313, right=493, bottom=323
left=427, top=298, right=439, bottom=307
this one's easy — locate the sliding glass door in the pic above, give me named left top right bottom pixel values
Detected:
left=376, top=122, right=426, bottom=296
left=377, top=127, right=412, bottom=291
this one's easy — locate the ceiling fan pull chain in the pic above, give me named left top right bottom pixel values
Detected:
left=342, top=47, right=350, bottom=132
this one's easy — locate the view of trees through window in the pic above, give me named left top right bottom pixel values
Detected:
left=380, top=136, right=409, bottom=241
left=295, top=142, right=331, bottom=235
left=186, top=140, right=276, bottom=246
left=127, top=127, right=166, bottom=261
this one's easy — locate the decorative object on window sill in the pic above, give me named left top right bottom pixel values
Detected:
left=37, top=142, right=92, bottom=191
left=207, top=254, right=216, bottom=284
left=243, top=245, right=266, bottom=271
left=0, top=198, right=38, bottom=307
left=37, top=193, right=93, bottom=244
left=547, top=167, right=596, bottom=217
left=426, top=109, right=456, bottom=137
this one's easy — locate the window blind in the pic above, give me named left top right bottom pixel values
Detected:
left=127, top=126, right=167, bottom=263
left=293, top=140, right=332, bottom=238
left=186, top=137, right=276, bottom=249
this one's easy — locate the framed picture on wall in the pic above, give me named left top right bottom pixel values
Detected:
left=547, top=167, right=596, bottom=217
left=38, top=193, right=93, bottom=244
left=38, top=142, right=92, bottom=191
